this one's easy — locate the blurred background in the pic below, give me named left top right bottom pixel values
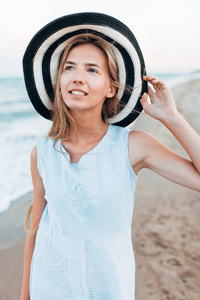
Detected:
left=1, top=1, right=200, bottom=299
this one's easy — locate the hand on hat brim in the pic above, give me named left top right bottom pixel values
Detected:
left=140, top=76, right=177, bottom=121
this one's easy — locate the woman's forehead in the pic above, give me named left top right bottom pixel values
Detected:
left=65, top=44, right=108, bottom=64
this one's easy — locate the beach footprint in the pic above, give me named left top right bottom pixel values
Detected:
left=160, top=255, right=182, bottom=270
left=179, top=269, right=199, bottom=287
left=134, top=232, right=162, bottom=256
left=183, top=240, right=200, bottom=266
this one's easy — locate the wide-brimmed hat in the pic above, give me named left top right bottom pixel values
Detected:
left=23, top=12, right=147, bottom=127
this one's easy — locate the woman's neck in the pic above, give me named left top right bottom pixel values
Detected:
left=68, top=110, right=108, bottom=143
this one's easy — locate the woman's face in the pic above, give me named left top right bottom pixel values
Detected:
left=60, top=43, right=115, bottom=112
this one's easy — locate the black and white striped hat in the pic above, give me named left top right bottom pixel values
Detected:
left=23, top=12, right=147, bottom=127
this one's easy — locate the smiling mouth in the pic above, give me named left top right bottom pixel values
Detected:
left=69, top=90, right=87, bottom=96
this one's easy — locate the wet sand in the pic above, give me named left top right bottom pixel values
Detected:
left=0, top=192, right=33, bottom=299
left=0, top=79, right=200, bottom=299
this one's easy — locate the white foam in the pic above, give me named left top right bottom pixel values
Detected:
left=0, top=115, right=51, bottom=213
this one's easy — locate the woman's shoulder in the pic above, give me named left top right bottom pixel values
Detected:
left=110, top=125, right=153, bottom=145
left=108, top=124, right=158, bottom=146
left=128, top=129, right=158, bottom=144
left=30, top=145, right=37, bottom=160
left=128, top=129, right=159, bottom=153
left=35, top=136, right=58, bottom=154
left=128, top=129, right=163, bottom=168
left=109, top=124, right=131, bottom=144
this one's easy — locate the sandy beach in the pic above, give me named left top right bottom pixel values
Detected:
left=0, top=79, right=200, bottom=299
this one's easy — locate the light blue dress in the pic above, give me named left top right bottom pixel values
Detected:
left=30, top=124, right=138, bottom=300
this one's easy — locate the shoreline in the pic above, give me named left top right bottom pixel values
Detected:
left=0, top=191, right=33, bottom=250
left=0, top=78, right=200, bottom=299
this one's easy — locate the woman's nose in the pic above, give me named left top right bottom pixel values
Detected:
left=73, top=70, right=85, bottom=85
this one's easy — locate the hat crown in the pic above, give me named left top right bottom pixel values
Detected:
left=23, top=12, right=147, bottom=126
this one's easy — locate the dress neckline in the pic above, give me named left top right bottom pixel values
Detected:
left=60, top=124, right=111, bottom=165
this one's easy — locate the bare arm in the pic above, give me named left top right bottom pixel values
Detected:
left=20, top=234, right=36, bottom=300
left=20, top=146, right=46, bottom=300
left=129, top=76, right=200, bottom=191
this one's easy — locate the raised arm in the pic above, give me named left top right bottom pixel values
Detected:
left=129, top=76, right=200, bottom=191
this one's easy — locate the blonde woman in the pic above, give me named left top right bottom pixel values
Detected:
left=20, top=13, right=200, bottom=300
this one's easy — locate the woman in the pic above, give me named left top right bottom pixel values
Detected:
left=20, top=13, right=200, bottom=300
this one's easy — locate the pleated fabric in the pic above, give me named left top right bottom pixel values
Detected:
left=30, top=124, right=138, bottom=300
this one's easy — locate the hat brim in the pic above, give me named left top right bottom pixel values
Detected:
left=23, top=12, right=147, bottom=127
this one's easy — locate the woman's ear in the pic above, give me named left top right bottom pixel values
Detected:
left=106, top=84, right=116, bottom=98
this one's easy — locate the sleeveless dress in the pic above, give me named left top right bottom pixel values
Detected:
left=30, top=124, right=138, bottom=300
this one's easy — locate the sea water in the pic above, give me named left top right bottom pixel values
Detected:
left=0, top=78, right=51, bottom=212
left=0, top=72, right=200, bottom=213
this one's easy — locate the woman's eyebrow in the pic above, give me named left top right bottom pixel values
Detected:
left=64, top=61, right=75, bottom=65
left=64, top=61, right=101, bottom=69
left=86, top=63, right=101, bottom=69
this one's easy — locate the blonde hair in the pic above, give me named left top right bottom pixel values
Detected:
left=12, top=33, right=124, bottom=236
left=48, top=33, right=122, bottom=142
left=11, top=198, right=39, bottom=236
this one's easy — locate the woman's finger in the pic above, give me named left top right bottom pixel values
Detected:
left=143, top=76, right=167, bottom=90
left=140, top=92, right=151, bottom=109
left=148, top=86, right=155, bottom=99
left=143, top=75, right=157, bottom=80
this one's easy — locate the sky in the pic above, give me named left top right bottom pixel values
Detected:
left=0, top=0, right=200, bottom=77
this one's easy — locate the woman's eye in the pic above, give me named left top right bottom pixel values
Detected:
left=88, top=68, right=97, bottom=73
left=64, top=66, right=73, bottom=71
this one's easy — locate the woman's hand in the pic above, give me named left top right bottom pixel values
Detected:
left=135, top=75, right=200, bottom=190
left=140, top=75, right=178, bottom=122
